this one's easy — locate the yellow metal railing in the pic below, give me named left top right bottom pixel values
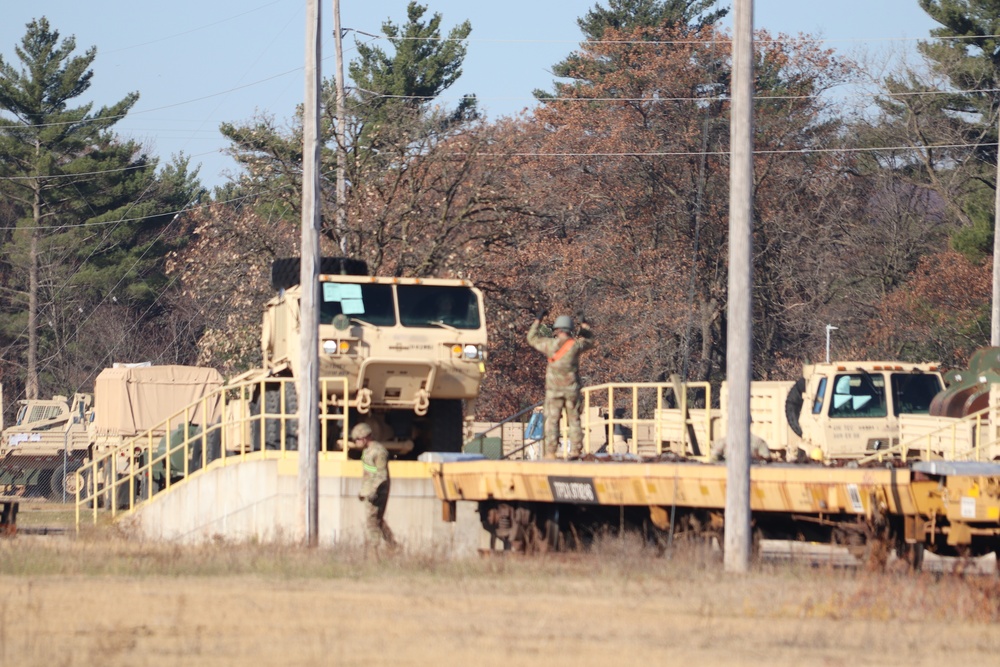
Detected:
left=75, top=375, right=352, bottom=529
left=578, top=382, right=714, bottom=458
left=858, top=406, right=995, bottom=466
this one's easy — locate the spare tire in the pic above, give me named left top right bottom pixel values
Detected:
left=785, top=377, right=806, bottom=438
left=271, top=257, right=369, bottom=290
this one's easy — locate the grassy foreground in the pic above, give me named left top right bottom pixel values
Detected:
left=1, top=530, right=999, bottom=666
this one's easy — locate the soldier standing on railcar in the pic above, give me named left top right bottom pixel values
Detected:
left=527, top=311, right=595, bottom=459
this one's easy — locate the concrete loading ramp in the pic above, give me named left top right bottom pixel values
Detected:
left=121, top=455, right=484, bottom=556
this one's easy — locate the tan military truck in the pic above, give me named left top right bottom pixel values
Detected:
left=0, top=392, right=94, bottom=499
left=85, top=364, right=225, bottom=506
left=88, top=364, right=225, bottom=457
left=760, top=360, right=945, bottom=460
left=250, top=257, right=488, bottom=457
left=652, top=361, right=946, bottom=461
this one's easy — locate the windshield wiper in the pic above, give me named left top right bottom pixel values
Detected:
left=427, top=320, right=461, bottom=333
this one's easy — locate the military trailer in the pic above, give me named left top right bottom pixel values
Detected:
left=894, top=348, right=1000, bottom=461
left=250, top=257, right=488, bottom=457
left=0, top=392, right=93, bottom=499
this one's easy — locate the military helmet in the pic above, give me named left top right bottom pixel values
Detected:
left=351, top=422, right=373, bottom=440
left=553, top=315, right=573, bottom=331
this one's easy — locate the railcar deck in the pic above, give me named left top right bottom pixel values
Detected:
left=430, top=456, right=1000, bottom=560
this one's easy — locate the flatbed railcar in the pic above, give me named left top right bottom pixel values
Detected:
left=430, top=456, right=1000, bottom=568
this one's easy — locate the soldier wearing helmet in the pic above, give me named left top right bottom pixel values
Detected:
left=352, top=422, right=396, bottom=551
left=527, top=310, right=595, bottom=459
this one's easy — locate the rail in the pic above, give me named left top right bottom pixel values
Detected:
left=75, top=376, right=352, bottom=530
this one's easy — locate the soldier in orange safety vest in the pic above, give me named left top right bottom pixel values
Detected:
left=527, top=311, right=595, bottom=459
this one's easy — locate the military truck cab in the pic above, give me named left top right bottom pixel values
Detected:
left=793, top=361, right=944, bottom=459
left=255, top=258, right=488, bottom=457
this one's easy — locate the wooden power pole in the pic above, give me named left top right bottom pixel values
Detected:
left=298, top=0, right=322, bottom=546
left=725, top=0, right=754, bottom=573
left=333, top=0, right=348, bottom=253
left=992, top=108, right=1000, bottom=346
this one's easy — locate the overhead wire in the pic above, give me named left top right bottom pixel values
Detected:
left=1, top=10, right=997, bottom=402
left=0, top=2, right=319, bottom=402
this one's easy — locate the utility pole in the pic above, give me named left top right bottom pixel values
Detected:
left=725, top=0, right=754, bottom=574
left=333, top=0, right=348, bottom=253
left=992, top=108, right=1000, bottom=346
left=298, top=0, right=322, bottom=547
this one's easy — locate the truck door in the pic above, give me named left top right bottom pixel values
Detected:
left=822, top=372, right=892, bottom=457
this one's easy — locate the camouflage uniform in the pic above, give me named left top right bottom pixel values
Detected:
left=360, top=439, right=396, bottom=547
left=527, top=320, right=595, bottom=457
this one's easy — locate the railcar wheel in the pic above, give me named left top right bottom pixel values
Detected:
left=895, top=539, right=925, bottom=572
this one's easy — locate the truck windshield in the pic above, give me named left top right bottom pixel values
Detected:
left=829, top=373, right=887, bottom=418
left=319, top=283, right=395, bottom=326
left=397, top=285, right=481, bottom=329
left=890, top=373, right=943, bottom=415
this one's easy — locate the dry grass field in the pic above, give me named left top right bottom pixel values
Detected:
left=2, top=527, right=1000, bottom=667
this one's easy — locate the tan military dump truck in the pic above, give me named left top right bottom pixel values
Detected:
left=0, top=392, right=94, bottom=499
left=250, top=257, right=488, bottom=457
left=653, top=361, right=946, bottom=462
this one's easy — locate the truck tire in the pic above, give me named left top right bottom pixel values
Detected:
left=428, top=399, right=464, bottom=453
left=785, top=378, right=806, bottom=438
left=48, top=464, right=81, bottom=501
left=249, top=393, right=262, bottom=451
left=264, top=383, right=298, bottom=451
left=270, top=257, right=368, bottom=290
left=188, top=426, right=223, bottom=472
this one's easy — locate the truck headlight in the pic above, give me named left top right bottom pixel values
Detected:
left=323, top=340, right=338, bottom=354
left=451, top=344, right=483, bottom=360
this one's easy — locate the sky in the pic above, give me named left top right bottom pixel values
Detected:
left=3, top=1, right=942, bottom=190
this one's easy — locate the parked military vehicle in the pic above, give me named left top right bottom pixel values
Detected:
left=596, top=361, right=946, bottom=462
left=0, top=392, right=93, bottom=499
left=250, top=257, right=488, bottom=457
left=771, top=360, right=946, bottom=460
left=87, top=364, right=225, bottom=505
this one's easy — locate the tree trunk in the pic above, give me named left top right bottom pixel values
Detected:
left=27, top=186, right=40, bottom=400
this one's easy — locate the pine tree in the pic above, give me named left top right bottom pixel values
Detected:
left=537, top=0, right=728, bottom=98
left=0, top=18, right=201, bottom=399
left=219, top=2, right=480, bottom=252
left=349, top=1, right=477, bottom=147
left=873, top=1, right=1000, bottom=258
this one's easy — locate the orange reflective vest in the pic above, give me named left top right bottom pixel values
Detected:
left=548, top=338, right=575, bottom=364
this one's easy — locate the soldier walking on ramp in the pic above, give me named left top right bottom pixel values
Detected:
left=527, top=311, right=595, bottom=459
left=353, top=422, right=396, bottom=551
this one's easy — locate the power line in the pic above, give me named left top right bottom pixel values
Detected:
left=99, top=1, right=285, bottom=55
left=0, top=137, right=994, bottom=235
left=354, top=31, right=1000, bottom=46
